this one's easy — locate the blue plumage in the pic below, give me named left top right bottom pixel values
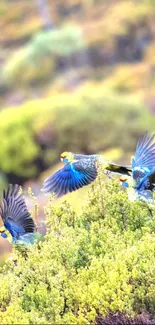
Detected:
left=132, top=132, right=155, bottom=191
left=0, top=184, right=42, bottom=246
left=42, top=149, right=132, bottom=197
left=132, top=132, right=155, bottom=170
left=42, top=161, right=97, bottom=197
left=4, top=219, right=25, bottom=238
left=121, top=132, right=155, bottom=202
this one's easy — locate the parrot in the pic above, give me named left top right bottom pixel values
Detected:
left=41, top=151, right=131, bottom=197
left=120, top=132, right=155, bottom=202
left=0, top=184, right=42, bottom=246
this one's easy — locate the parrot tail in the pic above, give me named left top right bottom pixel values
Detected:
left=106, top=163, right=132, bottom=176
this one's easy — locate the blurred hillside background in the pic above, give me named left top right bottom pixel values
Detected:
left=0, top=0, right=155, bottom=258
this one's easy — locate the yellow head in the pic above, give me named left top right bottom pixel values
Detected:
left=60, top=152, right=75, bottom=163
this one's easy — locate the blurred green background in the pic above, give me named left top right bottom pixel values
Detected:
left=0, top=0, right=155, bottom=259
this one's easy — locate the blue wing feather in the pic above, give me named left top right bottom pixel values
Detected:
left=136, top=132, right=153, bottom=156
left=41, top=162, right=97, bottom=197
left=130, top=133, right=155, bottom=192
left=132, top=132, right=155, bottom=169
left=4, top=219, right=25, bottom=239
left=0, top=184, right=35, bottom=240
left=122, top=133, right=155, bottom=202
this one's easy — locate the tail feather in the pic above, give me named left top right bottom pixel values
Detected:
left=106, top=163, right=132, bottom=176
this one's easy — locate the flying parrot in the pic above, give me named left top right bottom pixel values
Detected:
left=0, top=184, right=42, bottom=246
left=41, top=151, right=131, bottom=197
left=120, top=132, right=155, bottom=202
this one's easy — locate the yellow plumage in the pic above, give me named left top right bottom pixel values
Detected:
left=60, top=151, right=74, bottom=162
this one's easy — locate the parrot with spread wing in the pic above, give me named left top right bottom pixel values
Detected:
left=120, top=132, right=155, bottom=202
left=0, top=184, right=42, bottom=246
left=41, top=151, right=131, bottom=197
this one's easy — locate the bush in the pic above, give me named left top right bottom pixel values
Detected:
left=1, top=26, right=85, bottom=86
left=0, top=178, right=155, bottom=324
left=0, top=87, right=154, bottom=182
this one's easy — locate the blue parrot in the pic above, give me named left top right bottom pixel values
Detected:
left=41, top=151, right=131, bottom=197
left=120, top=132, right=155, bottom=202
left=0, top=184, right=42, bottom=246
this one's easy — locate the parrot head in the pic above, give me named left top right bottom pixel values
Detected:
left=120, top=176, right=129, bottom=188
left=60, top=152, right=75, bottom=163
left=0, top=227, right=8, bottom=239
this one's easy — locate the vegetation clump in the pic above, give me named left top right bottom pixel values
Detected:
left=0, top=178, right=155, bottom=324
left=0, top=88, right=153, bottom=183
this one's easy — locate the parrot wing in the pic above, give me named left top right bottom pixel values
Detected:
left=132, top=132, right=155, bottom=169
left=143, top=170, right=155, bottom=191
left=0, top=184, right=35, bottom=239
left=41, top=159, right=98, bottom=197
left=131, top=132, right=155, bottom=189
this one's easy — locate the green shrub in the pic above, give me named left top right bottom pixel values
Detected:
left=0, top=88, right=154, bottom=181
left=0, top=178, right=155, bottom=324
left=1, top=26, right=85, bottom=86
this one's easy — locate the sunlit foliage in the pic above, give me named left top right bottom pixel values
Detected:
left=0, top=88, right=153, bottom=179
left=1, top=0, right=155, bottom=93
left=0, top=179, right=155, bottom=323
left=2, top=26, right=85, bottom=85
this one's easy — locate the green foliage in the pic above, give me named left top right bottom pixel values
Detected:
left=53, top=89, right=151, bottom=154
left=1, top=0, right=154, bottom=91
left=0, top=88, right=154, bottom=179
left=0, top=179, right=155, bottom=323
left=0, top=105, right=42, bottom=177
left=102, top=64, right=149, bottom=93
left=30, top=25, right=85, bottom=57
left=2, top=25, right=85, bottom=85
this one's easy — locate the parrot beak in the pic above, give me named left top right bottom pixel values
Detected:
left=60, top=157, right=63, bottom=162
left=120, top=178, right=124, bottom=186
